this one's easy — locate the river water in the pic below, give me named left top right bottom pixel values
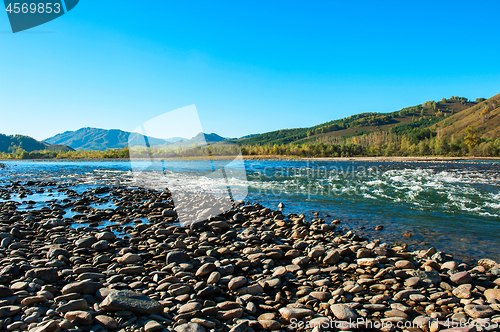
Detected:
left=1, top=160, right=499, bottom=262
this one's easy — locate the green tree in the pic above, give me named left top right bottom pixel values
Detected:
left=464, top=126, right=481, bottom=151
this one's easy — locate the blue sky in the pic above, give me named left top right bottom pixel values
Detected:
left=1, top=1, right=499, bottom=140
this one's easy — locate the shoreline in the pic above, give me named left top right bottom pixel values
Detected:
left=0, top=180, right=499, bottom=331
left=1, top=155, right=499, bottom=163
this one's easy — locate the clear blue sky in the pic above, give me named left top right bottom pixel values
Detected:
left=1, top=1, right=499, bottom=140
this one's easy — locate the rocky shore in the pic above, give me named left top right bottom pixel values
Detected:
left=0, top=181, right=499, bottom=332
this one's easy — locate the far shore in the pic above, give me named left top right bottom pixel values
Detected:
left=1, top=155, right=500, bottom=163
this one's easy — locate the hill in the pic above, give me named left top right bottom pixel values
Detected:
left=44, top=127, right=172, bottom=151
left=233, top=97, right=479, bottom=146
left=0, top=134, right=73, bottom=154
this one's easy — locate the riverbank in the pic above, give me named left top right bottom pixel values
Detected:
left=1, top=156, right=500, bottom=163
left=0, top=180, right=499, bottom=332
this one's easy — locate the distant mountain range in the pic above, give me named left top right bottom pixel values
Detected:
left=0, top=134, right=73, bottom=154
left=44, top=127, right=227, bottom=151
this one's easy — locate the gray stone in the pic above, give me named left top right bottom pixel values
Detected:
left=117, top=253, right=141, bottom=264
left=61, top=281, right=103, bottom=295
left=450, top=271, right=471, bottom=285
left=166, top=251, right=190, bottom=264
left=452, top=284, right=472, bottom=299
left=75, top=236, right=98, bottom=248
left=56, top=299, right=88, bottom=313
left=100, top=290, right=163, bottom=314
left=279, top=307, right=314, bottom=321
left=28, top=320, right=59, bottom=332
left=145, top=320, right=163, bottom=332
left=0, top=305, right=22, bottom=318
left=464, top=304, right=494, bottom=318
left=174, top=323, right=206, bottom=332
left=95, top=315, right=118, bottom=329
left=26, top=268, right=59, bottom=283
left=331, top=304, right=358, bottom=320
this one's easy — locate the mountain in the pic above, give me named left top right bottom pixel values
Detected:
left=169, top=132, right=227, bottom=147
left=0, top=134, right=73, bottom=153
left=44, top=127, right=170, bottom=151
left=231, top=96, right=482, bottom=146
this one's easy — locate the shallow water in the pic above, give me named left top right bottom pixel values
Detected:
left=1, top=160, right=499, bottom=261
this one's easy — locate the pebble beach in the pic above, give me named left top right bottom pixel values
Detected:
left=0, top=174, right=500, bottom=332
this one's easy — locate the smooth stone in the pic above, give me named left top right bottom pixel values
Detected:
left=195, top=263, right=216, bottom=277
left=216, top=308, right=243, bottom=320
left=25, top=268, right=59, bottom=283
left=228, top=276, right=247, bottom=291
left=95, top=315, right=118, bottom=329
left=117, top=266, right=145, bottom=274
left=174, top=322, right=206, bottom=332
left=450, top=272, right=471, bottom=285
left=453, top=284, right=472, bottom=299
left=145, top=320, right=163, bottom=332
left=279, top=307, right=314, bottom=321
left=166, top=251, right=191, bottom=264
left=229, top=321, right=249, bottom=332
left=29, top=320, right=59, bottom=332
left=75, top=236, right=98, bottom=248
left=64, top=310, right=93, bottom=326
left=323, top=250, right=340, bottom=265
left=178, top=302, right=202, bottom=314
left=21, top=295, right=46, bottom=305
left=62, top=281, right=103, bottom=294
left=259, top=319, right=281, bottom=330
left=395, top=260, right=415, bottom=269
left=484, top=289, right=500, bottom=303
left=309, top=291, right=332, bottom=301
left=464, top=304, right=495, bottom=318
left=96, top=232, right=116, bottom=241
left=78, top=272, right=105, bottom=281
left=331, top=304, right=358, bottom=320
left=117, top=253, right=141, bottom=264
left=0, top=305, right=22, bottom=318
left=56, top=299, right=88, bottom=313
